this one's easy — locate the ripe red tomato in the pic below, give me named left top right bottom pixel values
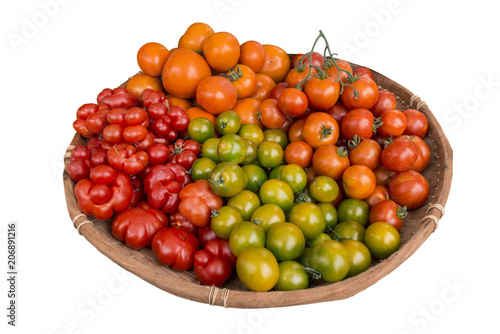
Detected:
left=348, top=137, right=381, bottom=170
left=353, top=67, right=374, bottom=80
left=340, top=108, right=376, bottom=140
left=162, top=48, right=211, bottom=98
left=239, top=40, right=267, bottom=73
left=312, top=145, right=350, bottom=180
left=137, top=42, right=170, bottom=77
left=302, top=112, right=339, bottom=149
left=369, top=199, right=407, bottom=231
left=178, top=22, right=214, bottom=53
left=269, top=82, right=289, bottom=100
left=326, top=59, right=353, bottom=83
left=304, top=76, right=341, bottom=110
left=259, top=98, right=286, bottom=129
left=248, top=73, right=276, bottom=102
left=196, top=76, right=238, bottom=115
left=373, top=165, right=396, bottom=187
left=389, top=170, right=429, bottom=210
left=285, top=67, right=314, bottom=89
left=341, top=77, right=379, bottom=110
left=405, top=135, right=431, bottom=172
left=371, top=90, right=396, bottom=117
left=377, top=109, right=407, bottom=137
left=259, top=44, right=291, bottom=84
left=292, top=52, right=324, bottom=69
left=403, top=109, right=429, bottom=138
left=381, top=137, right=418, bottom=172
left=326, top=103, right=349, bottom=124
left=342, top=165, right=376, bottom=200
left=278, top=88, right=308, bottom=117
left=288, top=118, right=306, bottom=142
left=363, top=185, right=390, bottom=208
left=202, top=32, right=240, bottom=72
left=284, top=141, right=313, bottom=168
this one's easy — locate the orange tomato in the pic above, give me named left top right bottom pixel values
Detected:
left=233, top=98, right=263, bottom=128
left=178, top=22, right=214, bottom=53
left=137, top=42, right=170, bottom=77
left=185, top=107, right=216, bottom=125
left=312, top=145, right=350, bottom=181
left=239, top=40, right=266, bottom=73
left=288, top=118, right=306, bottom=142
left=248, top=73, right=276, bottom=102
left=126, top=73, right=163, bottom=100
left=162, top=48, right=211, bottom=99
left=342, top=165, right=376, bottom=200
left=284, top=141, right=313, bottom=168
left=165, top=95, right=192, bottom=111
left=259, top=44, right=291, bottom=84
left=203, top=32, right=240, bottom=72
left=301, top=112, right=339, bottom=149
left=259, top=98, right=286, bottom=129
left=226, top=64, right=257, bottom=99
left=326, top=59, right=353, bottom=83
left=196, top=76, right=238, bottom=115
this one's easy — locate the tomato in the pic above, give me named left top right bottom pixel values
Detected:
left=292, top=52, right=324, bottom=69
left=259, top=44, right=291, bottom=83
left=241, top=164, right=267, bottom=193
left=239, top=40, right=266, bottom=73
left=279, top=164, right=307, bottom=193
left=211, top=206, right=243, bottom=239
left=369, top=199, right=407, bottom=231
left=288, top=118, right=306, bottom=142
left=309, top=240, right=350, bottom=283
left=302, top=112, right=339, bottom=149
left=257, top=141, right=283, bottom=168
left=326, top=59, right=353, bottom=83
left=284, top=141, right=313, bottom=168
left=259, top=179, right=294, bottom=212
left=209, top=162, right=246, bottom=197
left=406, top=135, right=430, bottom=172
left=363, top=185, right=390, bottom=208
left=289, top=202, right=326, bottom=240
left=294, top=186, right=317, bottom=204
left=340, top=108, right=376, bottom=140
left=389, top=170, right=429, bottom=210
left=236, top=246, right=279, bottom=292
left=370, top=90, right=396, bottom=117
left=381, top=137, right=418, bottom=172
left=196, top=76, right=237, bottom=115
left=201, top=138, right=221, bottom=163
left=137, top=42, right=170, bottom=77
left=217, top=134, right=247, bottom=164
left=151, top=228, right=199, bottom=271
left=317, top=202, right=338, bottom=231
left=126, top=73, right=163, bottom=100
left=353, top=67, right=374, bottom=80
left=285, top=66, right=313, bottom=89
left=268, top=165, right=285, bottom=180
left=185, top=106, right=216, bottom=125
left=227, top=190, right=261, bottom=221
left=312, top=145, right=350, bottom=180
left=233, top=98, right=263, bottom=128
left=333, top=221, right=366, bottom=243
left=269, top=82, right=289, bottom=100
left=307, top=233, right=331, bottom=248
left=347, top=136, right=381, bottom=170
left=365, top=222, right=401, bottom=259
left=241, top=138, right=258, bottom=165
left=274, top=260, right=309, bottom=291
left=202, top=31, right=240, bottom=72
left=342, top=165, right=376, bottom=200
left=197, top=224, right=219, bottom=248
left=215, top=110, right=241, bottom=135
left=266, top=223, right=306, bottom=261
left=188, top=117, right=215, bottom=143
left=304, top=76, right=341, bottom=110
left=341, top=77, right=379, bottom=110
left=259, top=99, right=286, bottom=129
left=337, top=198, right=370, bottom=227
left=373, top=165, right=396, bottom=187
left=147, top=143, right=169, bottom=165
left=162, top=48, right=211, bottom=99
left=340, top=239, right=372, bottom=277
left=191, top=157, right=216, bottom=182
left=250, top=203, right=286, bottom=234
left=263, top=129, right=288, bottom=150
left=248, top=73, right=276, bottom=102
left=378, top=109, right=407, bottom=137
left=225, top=64, right=257, bottom=99
left=278, top=88, right=308, bottom=117
left=309, top=176, right=339, bottom=203
left=403, top=109, right=428, bottom=138
left=178, top=22, right=214, bottom=53
left=229, top=221, right=265, bottom=258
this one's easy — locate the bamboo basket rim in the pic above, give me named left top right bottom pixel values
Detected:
left=63, top=61, right=453, bottom=308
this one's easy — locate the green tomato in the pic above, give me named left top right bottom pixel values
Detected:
left=289, top=202, right=326, bottom=240
left=317, top=202, right=338, bottom=232
left=215, top=110, right=241, bottom=135
left=263, top=128, right=289, bottom=150
left=229, top=221, right=265, bottom=257
left=201, top=138, right=221, bottom=164
left=227, top=190, right=261, bottom=221
left=238, top=123, right=264, bottom=146
left=297, top=247, right=312, bottom=267
left=365, top=222, right=401, bottom=259
left=279, top=164, right=307, bottom=193
left=250, top=203, right=286, bottom=234
left=266, top=223, right=305, bottom=261
left=241, top=164, right=267, bottom=193
left=337, top=198, right=370, bottom=227
left=257, top=141, right=283, bottom=168
left=309, top=175, right=339, bottom=203
left=307, top=233, right=332, bottom=248
left=211, top=206, right=243, bottom=239
left=188, top=117, right=215, bottom=143
left=268, top=165, right=286, bottom=180
left=218, top=134, right=247, bottom=164
left=274, top=260, right=309, bottom=291
left=333, top=221, right=366, bottom=243
left=340, top=239, right=372, bottom=277
left=236, top=246, right=279, bottom=292
left=209, top=162, right=246, bottom=197
left=190, top=157, right=216, bottom=181
left=240, top=138, right=258, bottom=165
left=309, top=240, right=350, bottom=283
left=259, top=179, right=294, bottom=212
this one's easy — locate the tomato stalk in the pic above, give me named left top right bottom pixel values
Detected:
left=347, top=134, right=362, bottom=150
left=336, top=146, right=349, bottom=158
left=220, top=65, right=243, bottom=82
left=302, top=266, right=322, bottom=280
left=319, top=123, right=333, bottom=142
left=396, top=206, right=408, bottom=219
left=373, top=117, right=383, bottom=134
left=208, top=166, right=230, bottom=192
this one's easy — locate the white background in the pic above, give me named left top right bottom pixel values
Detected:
left=2, top=0, right=499, bottom=333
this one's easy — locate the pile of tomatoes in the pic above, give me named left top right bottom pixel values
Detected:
left=67, top=22, right=431, bottom=292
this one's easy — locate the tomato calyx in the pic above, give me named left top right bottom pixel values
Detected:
left=347, top=134, right=362, bottom=150
left=302, top=266, right=322, bottom=280
left=170, top=140, right=187, bottom=156
left=208, top=166, right=230, bottom=192
left=319, top=123, right=334, bottom=142
left=211, top=209, right=220, bottom=218
left=396, top=205, right=408, bottom=219
left=383, top=135, right=394, bottom=148
left=337, top=146, right=349, bottom=158
left=221, top=65, right=244, bottom=82
left=373, top=117, right=384, bottom=133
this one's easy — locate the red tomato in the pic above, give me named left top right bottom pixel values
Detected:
left=340, top=108, right=375, bottom=140
left=203, top=32, right=240, bottom=72
left=341, top=77, right=379, bottom=110
left=259, top=98, right=286, bottom=129
left=342, top=165, right=376, bottom=200
left=302, top=112, right=339, bottom=149
left=373, top=165, right=396, bottom=187
left=312, top=145, right=350, bottom=180
left=377, top=109, right=407, bottom=137
left=404, top=135, right=431, bottom=172
left=326, top=59, right=353, bottom=83
left=381, top=137, right=418, bottom=172
left=269, top=82, right=289, bottom=100
left=348, top=137, right=381, bottom=170
left=278, top=88, right=308, bottom=117
left=152, top=228, right=200, bottom=271
left=137, top=42, right=170, bottom=77
left=259, top=44, right=291, bottom=83
left=162, top=48, right=211, bottom=98
left=353, top=67, right=374, bottom=80
left=364, top=185, right=390, bottom=208
left=369, top=199, right=407, bottom=231
left=196, top=76, right=237, bottom=115
left=326, top=103, right=349, bottom=124
left=403, top=109, right=428, bottom=138
left=285, top=67, right=314, bottom=89
left=248, top=73, right=276, bottom=102
left=284, top=141, right=313, bottom=168
left=304, top=76, right=341, bottom=110
left=288, top=118, right=306, bottom=142
left=292, top=52, right=324, bottom=69
left=389, top=170, right=429, bottom=210
left=239, top=40, right=267, bottom=73
left=371, top=90, right=396, bottom=117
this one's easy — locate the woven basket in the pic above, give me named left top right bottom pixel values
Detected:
left=63, top=62, right=453, bottom=308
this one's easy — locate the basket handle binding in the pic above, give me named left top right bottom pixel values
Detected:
left=420, top=204, right=445, bottom=232
left=72, top=213, right=94, bottom=235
